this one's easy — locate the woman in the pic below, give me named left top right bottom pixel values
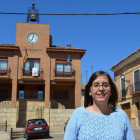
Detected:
left=64, top=71, right=135, bottom=140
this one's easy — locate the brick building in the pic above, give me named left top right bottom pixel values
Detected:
left=110, top=48, right=140, bottom=127
left=0, top=22, right=86, bottom=129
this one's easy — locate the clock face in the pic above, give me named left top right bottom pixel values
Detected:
left=28, top=33, right=38, bottom=43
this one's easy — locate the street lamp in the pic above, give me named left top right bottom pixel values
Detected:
left=120, top=74, right=130, bottom=85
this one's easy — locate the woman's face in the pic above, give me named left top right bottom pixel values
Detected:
left=89, top=75, right=111, bottom=105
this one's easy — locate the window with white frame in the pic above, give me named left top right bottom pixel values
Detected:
left=121, top=76, right=126, bottom=97
left=24, top=59, right=40, bottom=76
left=56, top=63, right=71, bottom=72
left=134, top=69, right=140, bottom=92
left=0, top=60, right=7, bottom=70
left=24, top=60, right=40, bottom=70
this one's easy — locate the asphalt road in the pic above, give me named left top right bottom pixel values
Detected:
left=13, top=128, right=140, bottom=140
left=13, top=133, right=64, bottom=140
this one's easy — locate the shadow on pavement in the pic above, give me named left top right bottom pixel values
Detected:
left=28, top=135, right=54, bottom=139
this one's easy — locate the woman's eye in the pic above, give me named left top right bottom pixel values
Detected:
left=93, top=84, right=98, bottom=87
left=103, top=84, right=109, bottom=87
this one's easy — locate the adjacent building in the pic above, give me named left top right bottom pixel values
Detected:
left=110, top=48, right=140, bottom=127
left=0, top=22, right=86, bottom=129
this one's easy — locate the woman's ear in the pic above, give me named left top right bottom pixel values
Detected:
left=89, top=92, right=92, bottom=96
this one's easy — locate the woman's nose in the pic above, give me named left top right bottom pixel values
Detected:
left=99, top=85, right=103, bottom=89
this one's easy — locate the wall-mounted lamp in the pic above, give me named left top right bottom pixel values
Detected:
left=120, top=74, right=130, bottom=85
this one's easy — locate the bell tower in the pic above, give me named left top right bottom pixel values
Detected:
left=27, top=0, right=39, bottom=23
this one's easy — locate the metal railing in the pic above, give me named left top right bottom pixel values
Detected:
left=120, top=89, right=127, bottom=97
left=130, top=81, right=140, bottom=93
left=0, top=121, right=7, bottom=132
left=10, top=128, right=13, bottom=140
left=54, top=68, right=75, bottom=77
left=21, top=67, right=44, bottom=77
left=120, top=81, right=140, bottom=97
left=35, top=106, right=44, bottom=118
left=0, top=67, right=11, bottom=76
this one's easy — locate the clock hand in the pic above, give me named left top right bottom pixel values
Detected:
left=31, top=35, right=34, bottom=41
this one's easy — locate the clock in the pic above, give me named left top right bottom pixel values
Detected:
left=28, top=33, right=38, bottom=43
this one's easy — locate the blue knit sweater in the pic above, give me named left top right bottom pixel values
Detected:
left=64, top=107, right=135, bottom=140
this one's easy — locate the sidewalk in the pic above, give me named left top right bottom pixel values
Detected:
left=133, top=127, right=140, bottom=140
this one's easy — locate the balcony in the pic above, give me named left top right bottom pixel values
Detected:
left=0, top=67, right=11, bottom=77
left=21, top=67, right=44, bottom=78
left=130, top=81, right=140, bottom=93
left=54, top=68, right=75, bottom=77
left=120, top=89, right=127, bottom=97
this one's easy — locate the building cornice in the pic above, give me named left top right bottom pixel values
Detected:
left=0, top=44, right=19, bottom=50
left=110, top=48, right=140, bottom=72
left=46, top=47, right=86, bottom=58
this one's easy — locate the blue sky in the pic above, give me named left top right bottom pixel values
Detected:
left=0, top=0, right=140, bottom=83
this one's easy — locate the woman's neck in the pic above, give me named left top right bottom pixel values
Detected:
left=88, top=103, right=113, bottom=114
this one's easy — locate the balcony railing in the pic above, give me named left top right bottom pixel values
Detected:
left=0, top=67, right=11, bottom=76
left=21, top=67, right=44, bottom=77
left=0, top=121, right=7, bottom=132
left=130, top=81, right=140, bottom=93
left=54, top=68, right=75, bottom=77
left=120, top=89, right=127, bottom=98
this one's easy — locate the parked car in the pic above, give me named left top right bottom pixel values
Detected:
left=23, top=118, right=49, bottom=139
left=64, top=118, right=69, bottom=132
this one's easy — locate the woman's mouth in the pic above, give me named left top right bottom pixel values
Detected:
left=97, top=94, right=106, bottom=97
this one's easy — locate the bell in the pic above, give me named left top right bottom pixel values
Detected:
left=30, top=14, right=37, bottom=22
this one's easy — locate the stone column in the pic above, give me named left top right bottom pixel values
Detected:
left=73, top=59, right=81, bottom=108
left=45, top=55, right=50, bottom=108
left=11, top=54, right=18, bottom=108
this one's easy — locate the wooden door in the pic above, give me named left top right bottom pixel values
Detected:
left=24, top=84, right=38, bottom=99
left=122, top=103, right=131, bottom=121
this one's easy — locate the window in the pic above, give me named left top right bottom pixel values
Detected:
left=53, top=91, right=69, bottom=100
left=56, top=63, right=71, bottom=72
left=25, top=60, right=40, bottom=70
left=0, top=60, right=7, bottom=70
left=56, top=64, right=63, bottom=72
left=55, top=60, right=72, bottom=77
left=19, top=91, right=24, bottom=99
left=24, top=59, right=40, bottom=76
left=121, top=76, right=126, bottom=97
left=134, top=69, right=140, bottom=92
left=19, top=85, right=24, bottom=99
left=0, top=59, right=8, bottom=76
left=38, top=91, right=43, bottom=99
left=64, top=64, right=71, bottom=72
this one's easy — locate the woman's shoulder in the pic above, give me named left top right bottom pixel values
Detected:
left=114, top=108, right=128, bottom=117
left=70, top=107, right=85, bottom=120
left=73, top=107, right=85, bottom=114
left=71, top=107, right=85, bottom=117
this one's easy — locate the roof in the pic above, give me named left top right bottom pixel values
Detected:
left=81, top=83, right=87, bottom=90
left=110, top=48, right=140, bottom=72
left=0, top=43, right=19, bottom=50
left=46, top=46, right=86, bottom=58
left=48, top=45, right=86, bottom=50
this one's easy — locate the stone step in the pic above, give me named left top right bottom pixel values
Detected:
left=12, top=132, right=24, bottom=135
left=12, top=131, right=24, bottom=139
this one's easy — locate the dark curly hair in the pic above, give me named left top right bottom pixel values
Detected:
left=84, top=71, right=118, bottom=108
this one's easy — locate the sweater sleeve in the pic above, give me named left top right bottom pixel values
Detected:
left=123, top=111, right=135, bottom=140
left=63, top=107, right=83, bottom=140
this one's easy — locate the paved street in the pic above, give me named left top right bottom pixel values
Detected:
left=13, top=133, right=64, bottom=140
left=13, top=127, right=140, bottom=140
left=133, top=127, right=140, bottom=140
